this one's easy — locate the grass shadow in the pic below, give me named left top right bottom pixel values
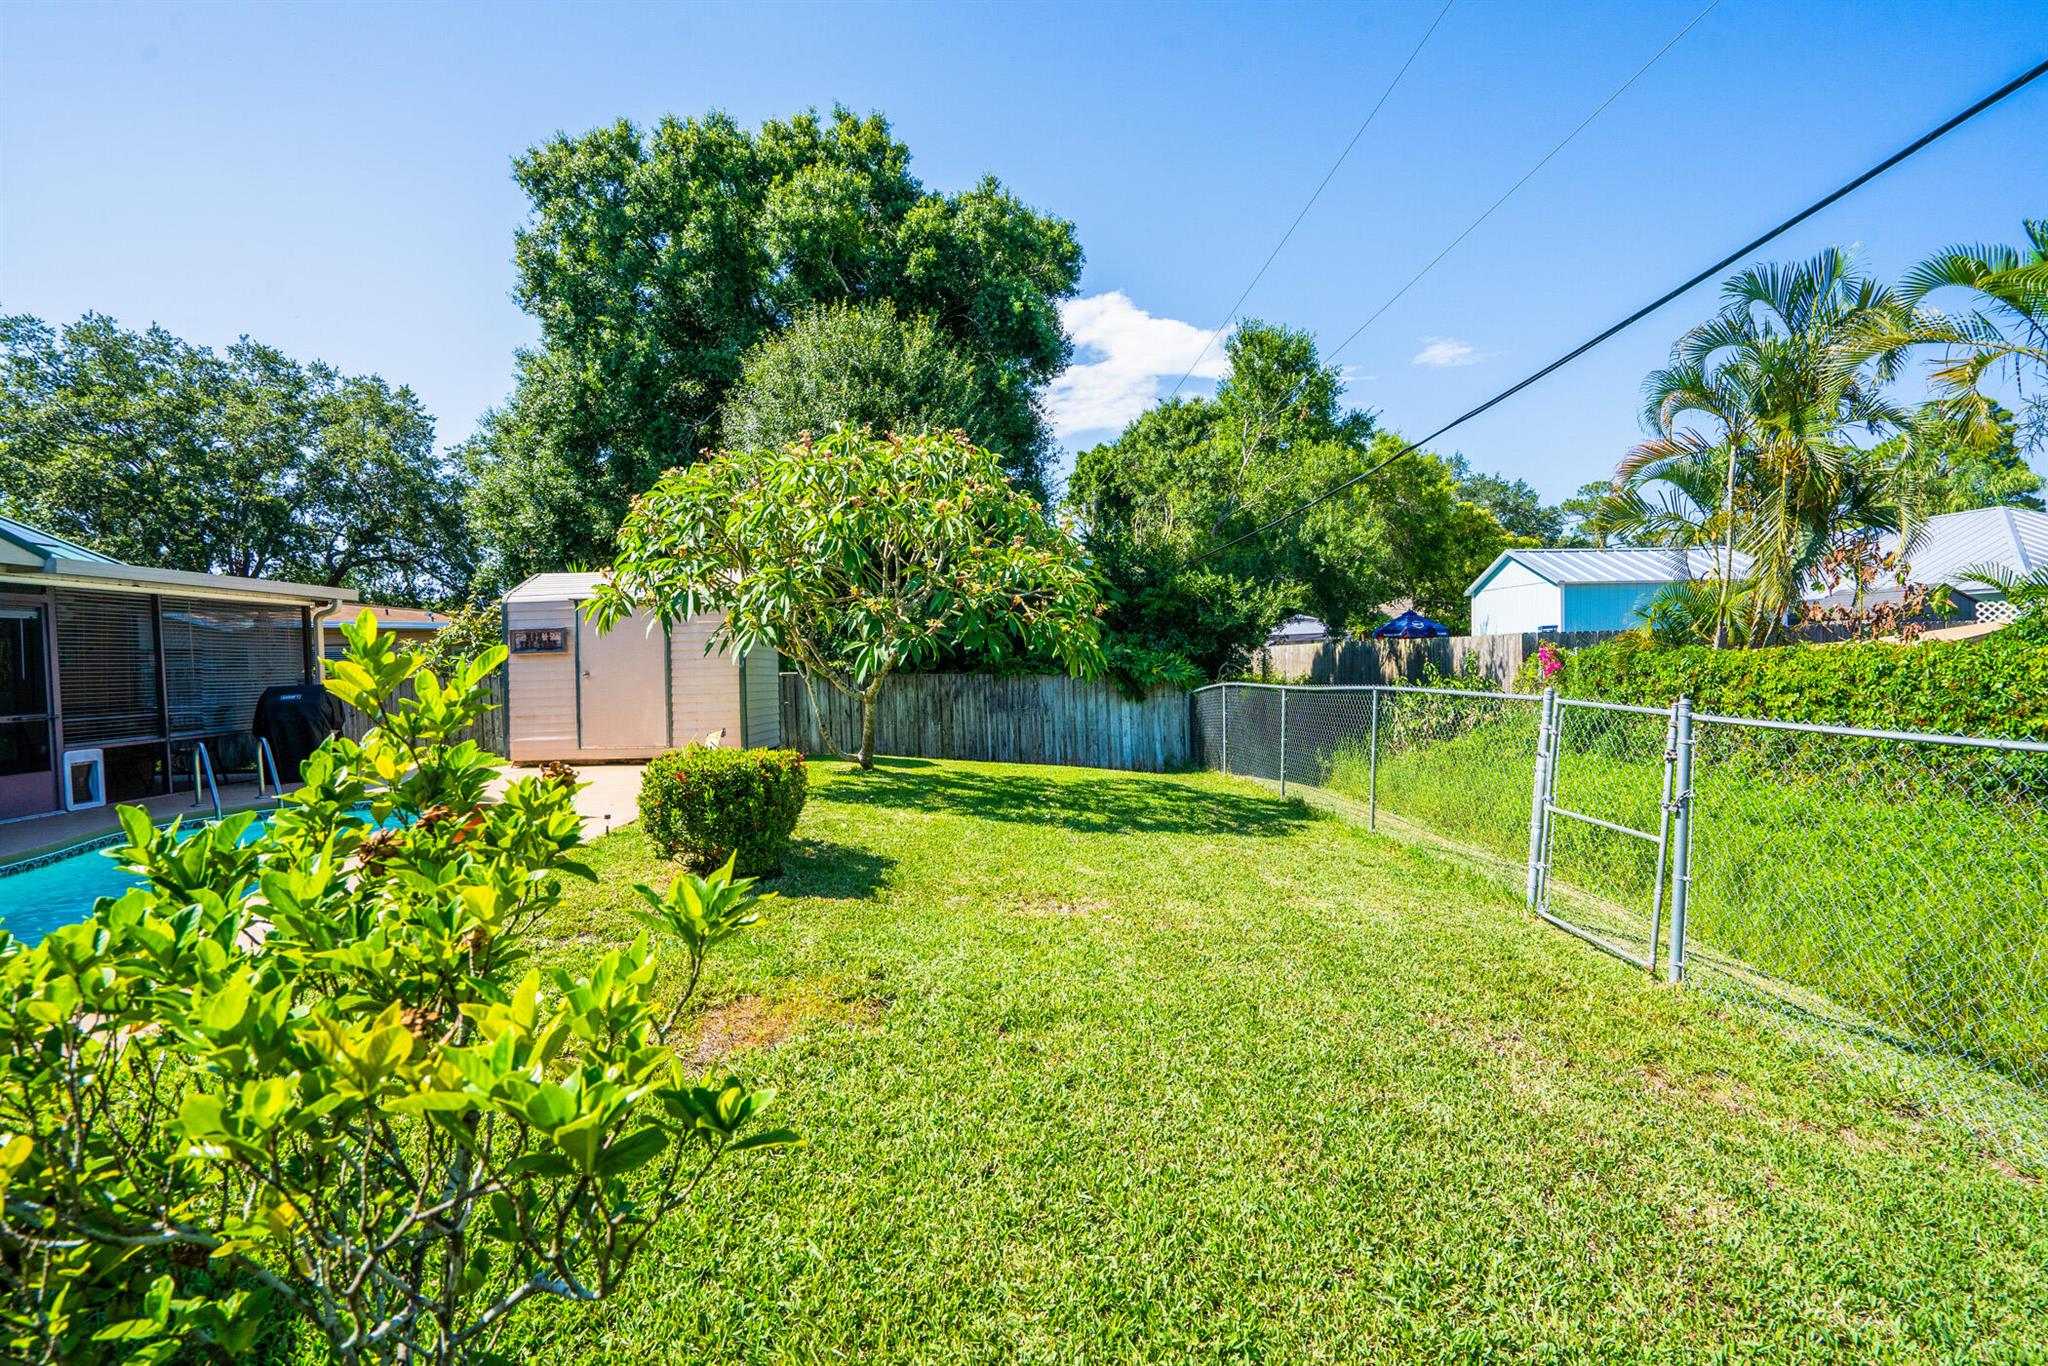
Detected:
left=767, top=838, right=895, bottom=901
left=817, top=759, right=1313, bottom=838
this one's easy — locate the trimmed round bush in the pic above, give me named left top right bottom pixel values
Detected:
left=640, top=747, right=809, bottom=875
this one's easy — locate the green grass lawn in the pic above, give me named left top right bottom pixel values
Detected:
left=503, top=758, right=2048, bottom=1364
left=1326, top=717, right=2048, bottom=1090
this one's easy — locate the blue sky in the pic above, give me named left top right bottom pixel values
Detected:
left=3, top=0, right=2044, bottom=505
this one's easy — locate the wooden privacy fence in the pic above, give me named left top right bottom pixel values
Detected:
left=1249, top=631, right=1618, bottom=689
left=778, top=672, right=1192, bottom=772
left=336, top=669, right=510, bottom=756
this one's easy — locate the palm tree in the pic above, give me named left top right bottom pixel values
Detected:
left=1594, top=249, right=1912, bottom=646
left=1845, top=220, right=2048, bottom=448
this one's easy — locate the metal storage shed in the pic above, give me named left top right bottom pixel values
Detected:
left=1464, top=546, right=1754, bottom=636
left=501, top=573, right=780, bottom=763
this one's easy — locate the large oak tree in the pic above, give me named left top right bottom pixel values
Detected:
left=465, top=107, right=1083, bottom=583
left=0, top=312, right=472, bottom=602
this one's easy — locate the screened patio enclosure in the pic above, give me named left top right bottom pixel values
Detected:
left=0, top=516, right=351, bottom=823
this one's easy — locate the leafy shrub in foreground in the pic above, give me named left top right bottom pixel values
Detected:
left=0, top=612, right=796, bottom=1365
left=641, top=747, right=809, bottom=876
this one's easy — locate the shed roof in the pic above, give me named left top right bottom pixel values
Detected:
left=1885, top=506, right=2048, bottom=589
left=1465, top=545, right=1753, bottom=597
left=505, top=572, right=608, bottom=603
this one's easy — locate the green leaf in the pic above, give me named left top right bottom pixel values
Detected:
left=598, top=1125, right=669, bottom=1177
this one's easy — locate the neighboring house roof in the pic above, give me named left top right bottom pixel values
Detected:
left=505, top=572, right=608, bottom=604
left=323, top=603, right=453, bottom=633
left=0, top=513, right=353, bottom=606
left=1465, top=546, right=1753, bottom=597
left=1884, top=506, right=2048, bottom=591
left=1265, top=613, right=1333, bottom=645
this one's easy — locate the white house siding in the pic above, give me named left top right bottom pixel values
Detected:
left=667, top=614, right=746, bottom=749
left=1469, top=560, right=1563, bottom=635
left=739, top=646, right=781, bottom=748
left=504, top=600, right=579, bottom=763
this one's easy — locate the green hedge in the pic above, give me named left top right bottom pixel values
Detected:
left=1524, top=633, right=2048, bottom=738
left=640, top=747, right=809, bottom=876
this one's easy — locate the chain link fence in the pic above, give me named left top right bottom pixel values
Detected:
left=1192, top=682, right=2048, bottom=1160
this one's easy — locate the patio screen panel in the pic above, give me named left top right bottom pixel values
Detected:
left=161, top=597, right=307, bottom=736
left=53, top=589, right=162, bottom=745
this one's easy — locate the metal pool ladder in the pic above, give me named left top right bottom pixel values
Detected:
left=254, top=735, right=285, bottom=802
left=191, top=742, right=223, bottom=820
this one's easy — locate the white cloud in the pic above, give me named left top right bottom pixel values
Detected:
left=1411, top=335, right=1488, bottom=368
left=1044, top=292, right=1229, bottom=440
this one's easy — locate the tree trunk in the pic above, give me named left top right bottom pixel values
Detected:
left=858, top=693, right=877, bottom=770
left=1714, top=442, right=1740, bottom=649
left=799, top=670, right=858, bottom=763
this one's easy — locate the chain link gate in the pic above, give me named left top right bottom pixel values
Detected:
left=1191, top=680, right=2048, bottom=1159
left=1525, top=692, right=1691, bottom=974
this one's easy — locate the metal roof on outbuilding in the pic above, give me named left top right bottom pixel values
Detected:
left=1465, top=545, right=1753, bottom=597
left=504, top=572, right=609, bottom=603
left=1885, top=507, right=2048, bottom=589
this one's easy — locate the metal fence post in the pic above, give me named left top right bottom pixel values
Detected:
left=1220, top=684, right=1230, bottom=776
left=1524, top=686, right=1556, bottom=909
left=1367, top=687, right=1380, bottom=831
left=1278, top=686, right=1288, bottom=795
left=1666, top=695, right=1694, bottom=984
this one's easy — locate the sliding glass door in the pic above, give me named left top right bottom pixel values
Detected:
left=0, top=601, right=56, bottom=820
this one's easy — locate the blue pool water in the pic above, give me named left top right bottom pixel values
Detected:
left=0, top=841, right=157, bottom=945
left=0, top=809, right=391, bottom=945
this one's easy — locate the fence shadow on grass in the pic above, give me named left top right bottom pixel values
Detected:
left=818, top=759, right=1314, bottom=838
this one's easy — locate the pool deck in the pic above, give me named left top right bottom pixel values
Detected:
left=0, top=764, right=646, bottom=871
left=0, top=779, right=284, bottom=869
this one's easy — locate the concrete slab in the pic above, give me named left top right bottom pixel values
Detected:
left=0, top=760, right=647, bottom=872
left=492, top=763, right=646, bottom=840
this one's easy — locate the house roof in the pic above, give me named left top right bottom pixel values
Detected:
left=1265, top=613, right=1332, bottom=645
left=505, top=572, right=608, bottom=604
left=0, top=514, right=123, bottom=566
left=322, top=603, right=453, bottom=633
left=1465, top=545, right=1754, bottom=597
left=0, top=513, right=353, bottom=607
left=1884, top=506, right=2048, bottom=590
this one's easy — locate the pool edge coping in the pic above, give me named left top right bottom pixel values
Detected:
left=0, top=798, right=284, bottom=881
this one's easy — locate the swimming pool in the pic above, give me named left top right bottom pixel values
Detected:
left=0, top=808, right=390, bottom=945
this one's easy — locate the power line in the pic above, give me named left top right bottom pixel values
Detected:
left=1171, top=0, right=1715, bottom=536
left=1160, top=0, right=1457, bottom=405
left=1196, top=56, right=2048, bottom=564
left=1324, top=0, right=1722, bottom=366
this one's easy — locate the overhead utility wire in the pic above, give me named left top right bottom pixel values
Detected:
left=1323, top=0, right=1722, bottom=365
left=1160, top=0, right=1457, bottom=404
left=1187, top=0, right=1717, bottom=523
left=1197, top=56, right=2048, bottom=563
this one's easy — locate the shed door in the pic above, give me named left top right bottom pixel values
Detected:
left=578, top=615, right=667, bottom=752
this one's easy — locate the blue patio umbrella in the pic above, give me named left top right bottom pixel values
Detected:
left=1372, top=609, right=1451, bottom=639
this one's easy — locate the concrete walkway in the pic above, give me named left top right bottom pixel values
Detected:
left=0, top=762, right=646, bottom=871
left=491, top=763, right=646, bottom=840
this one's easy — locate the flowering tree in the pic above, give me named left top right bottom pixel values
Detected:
left=590, top=427, right=1105, bottom=769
